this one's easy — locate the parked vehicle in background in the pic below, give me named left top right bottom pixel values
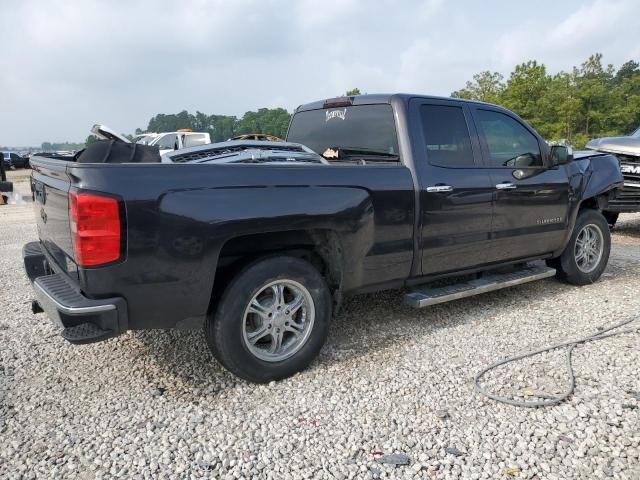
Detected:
left=0, top=152, right=13, bottom=202
left=135, top=129, right=211, bottom=155
left=587, top=126, right=640, bottom=225
left=2, top=152, right=13, bottom=170
left=2, top=152, right=29, bottom=169
left=89, top=124, right=211, bottom=158
left=24, top=94, right=623, bottom=383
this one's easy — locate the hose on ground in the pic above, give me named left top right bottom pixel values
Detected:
left=474, top=316, right=639, bottom=407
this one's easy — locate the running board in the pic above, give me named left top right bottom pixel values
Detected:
left=404, top=265, right=556, bottom=308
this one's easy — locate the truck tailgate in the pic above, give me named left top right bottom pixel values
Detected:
left=31, top=156, right=76, bottom=273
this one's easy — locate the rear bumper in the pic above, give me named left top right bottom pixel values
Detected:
left=23, top=241, right=128, bottom=344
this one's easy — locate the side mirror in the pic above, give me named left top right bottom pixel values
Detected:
left=549, top=145, right=573, bottom=166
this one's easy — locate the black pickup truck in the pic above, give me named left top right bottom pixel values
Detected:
left=23, top=94, right=623, bottom=382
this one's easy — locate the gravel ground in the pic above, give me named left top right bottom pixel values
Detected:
left=1, top=168, right=639, bottom=479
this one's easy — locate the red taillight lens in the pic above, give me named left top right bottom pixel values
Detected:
left=69, top=192, right=121, bottom=267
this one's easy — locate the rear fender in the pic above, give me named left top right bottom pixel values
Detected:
left=158, top=185, right=375, bottom=302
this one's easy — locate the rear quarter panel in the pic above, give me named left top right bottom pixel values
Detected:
left=68, top=163, right=415, bottom=329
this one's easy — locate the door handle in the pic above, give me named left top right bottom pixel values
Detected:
left=426, top=185, right=453, bottom=193
left=496, top=182, right=517, bottom=190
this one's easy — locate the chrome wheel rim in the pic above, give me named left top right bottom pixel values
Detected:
left=574, top=224, right=604, bottom=273
left=242, top=280, right=315, bottom=362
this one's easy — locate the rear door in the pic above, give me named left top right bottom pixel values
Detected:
left=410, top=99, right=495, bottom=275
left=471, top=107, right=570, bottom=261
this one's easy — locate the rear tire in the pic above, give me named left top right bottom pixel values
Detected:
left=205, top=256, right=332, bottom=383
left=548, top=209, right=610, bottom=285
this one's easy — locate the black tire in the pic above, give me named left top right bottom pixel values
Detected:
left=548, top=209, right=611, bottom=285
left=602, top=211, right=619, bottom=229
left=205, top=256, right=332, bottom=383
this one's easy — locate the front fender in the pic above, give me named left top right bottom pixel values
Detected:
left=553, top=154, right=623, bottom=256
left=580, top=154, right=623, bottom=200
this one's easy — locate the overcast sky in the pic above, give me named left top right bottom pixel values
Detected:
left=1, top=0, right=639, bottom=147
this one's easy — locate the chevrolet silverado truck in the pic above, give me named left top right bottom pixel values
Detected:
left=23, top=94, right=623, bottom=382
left=586, top=126, right=640, bottom=225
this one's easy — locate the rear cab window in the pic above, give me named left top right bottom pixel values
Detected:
left=287, top=104, right=399, bottom=164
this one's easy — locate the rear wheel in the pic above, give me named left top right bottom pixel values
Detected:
left=548, top=209, right=610, bottom=285
left=205, top=256, right=332, bottom=383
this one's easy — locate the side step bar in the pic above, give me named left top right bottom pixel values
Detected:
left=405, top=264, right=556, bottom=308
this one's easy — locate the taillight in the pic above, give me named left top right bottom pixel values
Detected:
left=69, top=192, right=121, bottom=267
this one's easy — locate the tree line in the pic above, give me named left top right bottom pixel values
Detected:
left=451, top=53, right=640, bottom=148
left=135, top=107, right=292, bottom=143
left=41, top=53, right=639, bottom=151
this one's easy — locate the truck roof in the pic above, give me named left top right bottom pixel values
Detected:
left=295, top=93, right=494, bottom=112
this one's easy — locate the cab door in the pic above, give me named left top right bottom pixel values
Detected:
left=471, top=107, right=570, bottom=262
left=410, top=99, right=495, bottom=276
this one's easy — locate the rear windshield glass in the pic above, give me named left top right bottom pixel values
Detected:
left=287, top=104, right=399, bottom=156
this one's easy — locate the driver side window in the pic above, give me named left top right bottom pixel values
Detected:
left=476, top=109, right=542, bottom=168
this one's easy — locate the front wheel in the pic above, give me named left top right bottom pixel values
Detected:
left=548, top=209, right=611, bottom=285
left=205, top=256, right=332, bottom=383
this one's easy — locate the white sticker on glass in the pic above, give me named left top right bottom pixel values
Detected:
left=326, top=109, right=347, bottom=122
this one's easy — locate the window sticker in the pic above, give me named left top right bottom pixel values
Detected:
left=326, top=109, right=347, bottom=122
left=322, top=148, right=339, bottom=159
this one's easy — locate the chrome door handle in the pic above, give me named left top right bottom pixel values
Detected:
left=496, top=182, right=517, bottom=190
left=426, top=185, right=453, bottom=193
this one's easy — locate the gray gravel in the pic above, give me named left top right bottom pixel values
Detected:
left=1, top=168, right=639, bottom=479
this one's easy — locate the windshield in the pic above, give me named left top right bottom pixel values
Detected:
left=134, top=135, right=156, bottom=145
left=632, top=126, right=640, bottom=138
left=287, top=104, right=399, bottom=157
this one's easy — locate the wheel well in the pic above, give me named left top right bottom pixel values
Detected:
left=579, top=193, right=611, bottom=212
left=210, top=229, right=343, bottom=313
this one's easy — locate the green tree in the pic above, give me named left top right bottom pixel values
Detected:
left=614, top=60, right=639, bottom=84
left=451, top=71, right=505, bottom=103
left=345, top=88, right=361, bottom=96
left=451, top=54, right=640, bottom=148
left=85, top=135, right=100, bottom=146
left=500, top=61, right=552, bottom=136
left=147, top=110, right=195, bottom=132
left=574, top=54, right=615, bottom=140
left=236, top=108, right=291, bottom=138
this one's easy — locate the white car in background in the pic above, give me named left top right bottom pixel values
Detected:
left=91, top=124, right=211, bottom=160
left=134, top=130, right=211, bottom=155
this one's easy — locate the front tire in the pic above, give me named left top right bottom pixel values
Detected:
left=205, top=256, right=332, bottom=383
left=549, top=209, right=611, bottom=285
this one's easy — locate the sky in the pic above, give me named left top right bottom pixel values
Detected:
left=1, top=0, right=639, bottom=147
